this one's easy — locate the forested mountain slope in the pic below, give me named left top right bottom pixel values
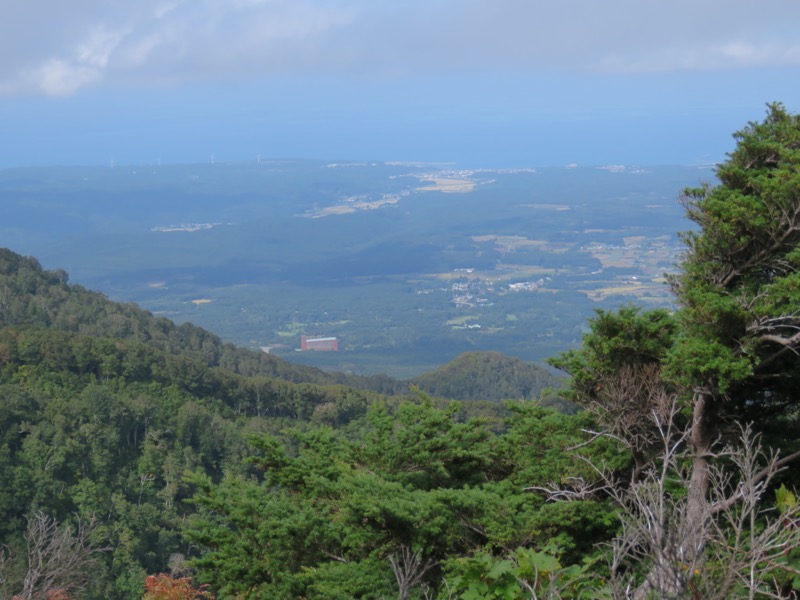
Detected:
left=0, top=247, right=382, bottom=387
left=0, top=247, right=606, bottom=599
left=0, top=247, right=559, bottom=402
left=409, top=350, right=562, bottom=402
left=0, top=251, right=398, bottom=597
left=5, top=107, right=800, bottom=599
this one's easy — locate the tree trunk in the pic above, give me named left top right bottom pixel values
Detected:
left=635, top=389, right=715, bottom=599
left=684, top=389, right=713, bottom=556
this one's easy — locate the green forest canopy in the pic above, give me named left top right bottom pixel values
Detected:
left=2, top=104, right=800, bottom=599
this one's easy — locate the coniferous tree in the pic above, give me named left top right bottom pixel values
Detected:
left=552, top=103, right=800, bottom=598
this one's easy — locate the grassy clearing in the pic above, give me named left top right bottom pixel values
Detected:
left=416, top=177, right=476, bottom=192
left=584, top=283, right=671, bottom=302
left=446, top=315, right=480, bottom=326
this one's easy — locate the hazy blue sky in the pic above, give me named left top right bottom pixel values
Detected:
left=2, top=0, right=799, bottom=168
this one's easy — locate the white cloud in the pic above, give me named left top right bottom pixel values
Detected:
left=1, top=0, right=799, bottom=96
left=597, top=39, right=800, bottom=74
left=33, top=59, right=101, bottom=96
left=4, top=25, right=127, bottom=95
left=153, top=1, right=182, bottom=20
left=75, top=27, right=126, bottom=69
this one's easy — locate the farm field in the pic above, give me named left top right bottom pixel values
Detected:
left=0, top=160, right=704, bottom=376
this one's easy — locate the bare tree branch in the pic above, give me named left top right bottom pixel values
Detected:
left=4, top=512, right=108, bottom=600
left=388, top=545, right=437, bottom=600
left=607, top=422, right=800, bottom=600
left=524, top=476, right=611, bottom=501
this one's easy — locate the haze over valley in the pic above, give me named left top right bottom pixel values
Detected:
left=2, top=159, right=700, bottom=377
left=3, top=0, right=798, bottom=380
left=5, top=2, right=800, bottom=598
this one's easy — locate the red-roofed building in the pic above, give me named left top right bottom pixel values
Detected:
left=301, top=335, right=339, bottom=352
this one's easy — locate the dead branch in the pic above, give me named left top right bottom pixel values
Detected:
left=388, top=545, right=437, bottom=600
left=9, top=512, right=107, bottom=600
left=609, top=422, right=800, bottom=600
left=524, top=476, right=611, bottom=502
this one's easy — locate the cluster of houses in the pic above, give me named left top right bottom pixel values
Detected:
left=508, top=277, right=550, bottom=292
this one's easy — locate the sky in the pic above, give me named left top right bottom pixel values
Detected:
left=1, top=0, right=800, bottom=168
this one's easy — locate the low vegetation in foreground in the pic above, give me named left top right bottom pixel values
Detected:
left=2, top=104, right=800, bottom=598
